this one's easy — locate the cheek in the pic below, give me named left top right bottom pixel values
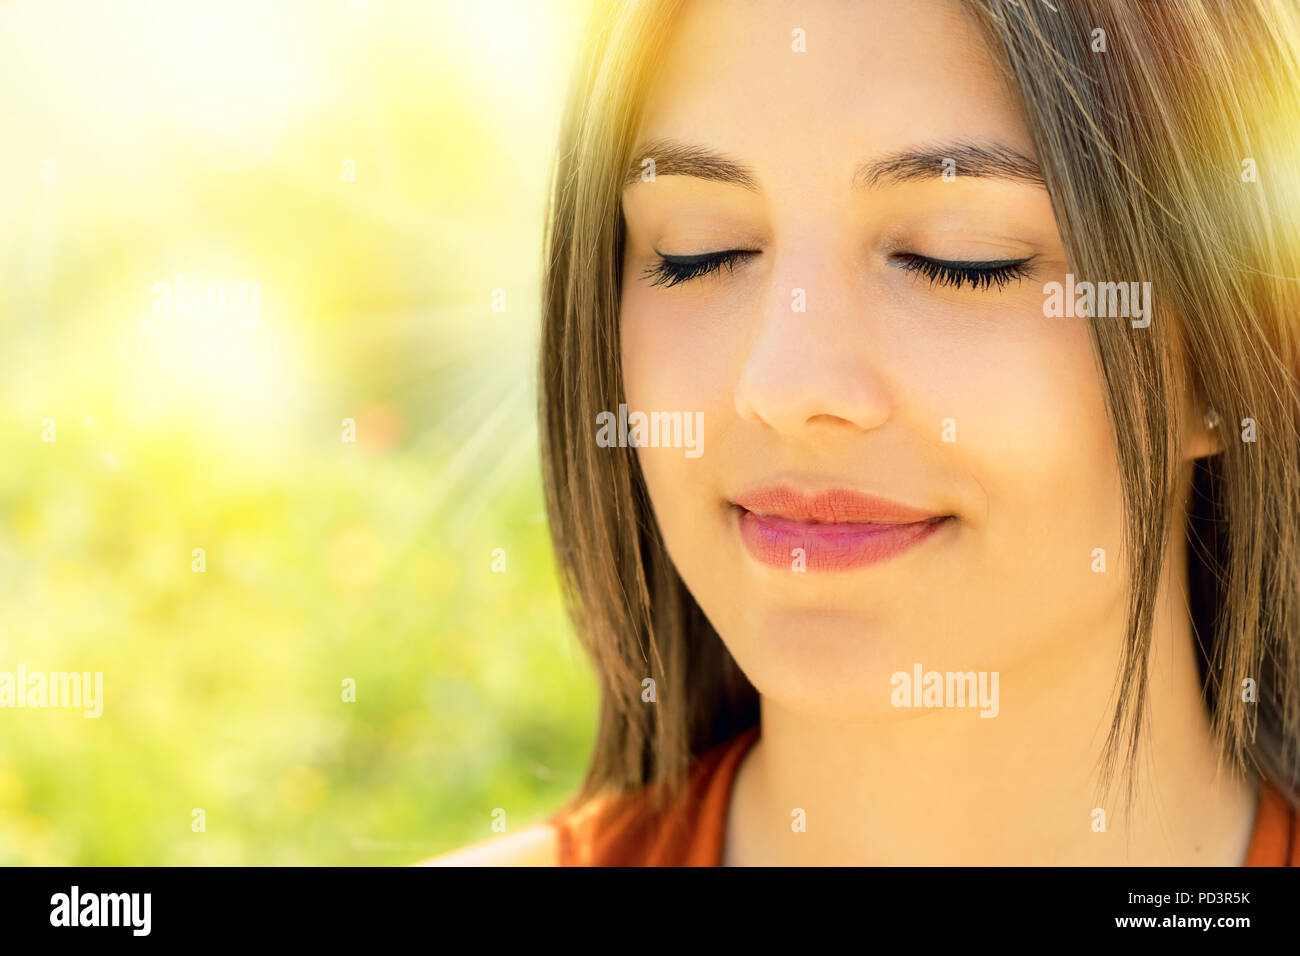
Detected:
left=620, top=279, right=740, bottom=478
left=914, top=316, right=1128, bottom=627
left=620, top=284, right=738, bottom=411
left=964, top=321, right=1120, bottom=529
left=620, top=284, right=740, bottom=569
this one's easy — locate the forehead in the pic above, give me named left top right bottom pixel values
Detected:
left=635, top=0, right=1034, bottom=191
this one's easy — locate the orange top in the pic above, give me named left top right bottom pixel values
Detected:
left=551, top=726, right=1299, bottom=865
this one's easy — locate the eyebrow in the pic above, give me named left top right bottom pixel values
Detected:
left=855, top=141, right=1045, bottom=189
left=624, top=138, right=1045, bottom=191
left=625, top=138, right=760, bottom=190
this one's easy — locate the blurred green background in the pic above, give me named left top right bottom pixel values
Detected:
left=0, top=0, right=598, bottom=864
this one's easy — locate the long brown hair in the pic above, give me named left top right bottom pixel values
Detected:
left=539, top=0, right=1300, bottom=813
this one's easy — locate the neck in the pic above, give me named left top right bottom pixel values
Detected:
left=724, top=525, right=1258, bottom=865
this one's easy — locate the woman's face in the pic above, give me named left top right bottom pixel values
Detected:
left=620, top=0, right=1128, bottom=718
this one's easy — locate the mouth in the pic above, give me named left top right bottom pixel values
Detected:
left=730, top=486, right=954, bottom=572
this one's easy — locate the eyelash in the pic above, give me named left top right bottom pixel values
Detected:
left=642, top=250, right=753, bottom=288
left=642, top=250, right=1033, bottom=291
left=891, top=252, right=1033, bottom=291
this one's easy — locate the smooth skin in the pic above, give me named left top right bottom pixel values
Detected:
left=429, top=0, right=1253, bottom=866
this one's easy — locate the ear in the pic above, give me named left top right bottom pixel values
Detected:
left=1181, top=385, right=1225, bottom=460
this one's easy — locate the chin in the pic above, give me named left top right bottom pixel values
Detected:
left=719, top=604, right=947, bottom=720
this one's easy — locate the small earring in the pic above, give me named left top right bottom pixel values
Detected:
left=1204, top=407, right=1222, bottom=430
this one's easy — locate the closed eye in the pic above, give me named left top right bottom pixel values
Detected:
left=891, top=252, right=1033, bottom=291
left=641, top=249, right=1034, bottom=292
left=642, top=249, right=756, bottom=288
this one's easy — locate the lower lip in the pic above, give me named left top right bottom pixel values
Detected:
left=735, top=508, right=950, bottom=572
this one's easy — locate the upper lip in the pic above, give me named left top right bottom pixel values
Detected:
left=731, top=485, right=947, bottom=525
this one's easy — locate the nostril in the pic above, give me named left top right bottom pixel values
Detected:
left=804, top=412, right=862, bottom=428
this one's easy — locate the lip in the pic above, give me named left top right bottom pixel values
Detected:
left=731, top=486, right=952, bottom=572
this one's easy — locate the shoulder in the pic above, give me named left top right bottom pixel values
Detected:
left=415, top=823, right=559, bottom=867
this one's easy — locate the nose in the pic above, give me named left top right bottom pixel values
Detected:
left=733, top=246, right=893, bottom=437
